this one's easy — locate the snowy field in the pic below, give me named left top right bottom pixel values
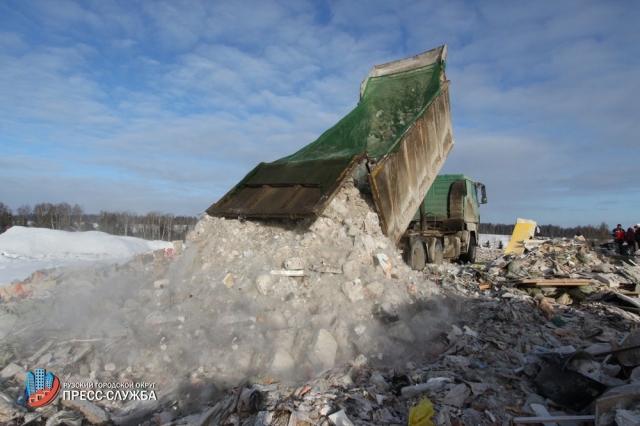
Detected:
left=0, top=227, right=511, bottom=286
left=478, top=234, right=511, bottom=249
left=0, top=226, right=172, bottom=285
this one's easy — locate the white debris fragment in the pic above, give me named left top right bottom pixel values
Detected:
left=270, top=269, right=305, bottom=276
left=328, top=409, right=355, bottom=426
left=153, top=278, right=169, bottom=288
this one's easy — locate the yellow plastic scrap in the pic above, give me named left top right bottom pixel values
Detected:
left=408, top=397, right=435, bottom=426
left=504, top=218, right=537, bottom=255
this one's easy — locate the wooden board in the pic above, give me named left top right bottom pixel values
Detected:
left=516, top=279, right=592, bottom=287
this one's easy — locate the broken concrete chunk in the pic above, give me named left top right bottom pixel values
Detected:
left=0, top=363, right=25, bottom=384
left=442, top=383, right=471, bottom=407
left=595, top=273, right=620, bottom=288
left=223, top=272, right=234, bottom=288
left=61, top=399, right=109, bottom=425
left=364, top=212, right=379, bottom=233
left=44, top=410, right=84, bottom=426
left=255, top=274, right=274, bottom=294
left=284, top=257, right=305, bottom=270
left=365, top=281, right=384, bottom=297
left=342, top=279, right=365, bottom=302
left=308, top=329, right=337, bottom=370
left=387, top=321, right=416, bottom=343
left=172, top=240, right=183, bottom=256
left=268, top=348, right=295, bottom=376
left=342, top=260, right=361, bottom=280
left=266, top=328, right=296, bottom=352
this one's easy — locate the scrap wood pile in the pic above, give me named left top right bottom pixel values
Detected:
left=0, top=183, right=640, bottom=425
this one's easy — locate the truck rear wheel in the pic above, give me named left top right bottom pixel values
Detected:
left=407, top=237, right=426, bottom=270
left=426, top=238, right=443, bottom=265
left=460, top=235, right=477, bottom=264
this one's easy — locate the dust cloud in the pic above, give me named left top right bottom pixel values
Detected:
left=1, top=177, right=464, bottom=418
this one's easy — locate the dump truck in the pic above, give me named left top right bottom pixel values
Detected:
left=403, top=174, right=487, bottom=269
left=207, top=45, right=485, bottom=266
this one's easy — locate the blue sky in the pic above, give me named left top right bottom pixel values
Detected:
left=1, top=0, right=639, bottom=227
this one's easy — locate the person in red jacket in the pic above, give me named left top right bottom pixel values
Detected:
left=612, top=224, right=625, bottom=254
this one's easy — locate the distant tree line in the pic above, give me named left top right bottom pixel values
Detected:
left=480, top=222, right=613, bottom=242
left=1, top=201, right=618, bottom=245
left=0, top=201, right=198, bottom=242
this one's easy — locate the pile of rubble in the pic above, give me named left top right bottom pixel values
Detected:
left=0, top=181, right=640, bottom=425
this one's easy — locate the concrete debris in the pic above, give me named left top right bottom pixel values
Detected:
left=222, top=272, right=234, bottom=288
left=61, top=399, right=109, bottom=425
left=3, top=182, right=640, bottom=424
left=44, top=410, right=84, bottom=426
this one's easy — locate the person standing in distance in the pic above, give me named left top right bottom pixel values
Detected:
left=612, top=224, right=626, bottom=254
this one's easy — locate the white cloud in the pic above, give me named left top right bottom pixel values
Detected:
left=0, top=0, right=639, bottom=228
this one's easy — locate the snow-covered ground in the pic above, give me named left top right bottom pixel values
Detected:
left=0, top=227, right=512, bottom=287
left=478, top=234, right=511, bottom=250
left=0, top=226, right=173, bottom=285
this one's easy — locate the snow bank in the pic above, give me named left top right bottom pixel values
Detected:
left=0, top=226, right=172, bottom=285
left=479, top=234, right=511, bottom=249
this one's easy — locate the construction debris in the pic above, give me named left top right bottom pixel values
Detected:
left=1, top=183, right=640, bottom=424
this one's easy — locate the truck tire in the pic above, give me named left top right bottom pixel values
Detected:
left=460, top=235, right=477, bottom=264
left=426, top=237, right=444, bottom=265
left=407, top=237, right=426, bottom=270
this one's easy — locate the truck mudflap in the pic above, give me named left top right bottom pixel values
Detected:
left=368, top=86, right=454, bottom=244
left=206, top=153, right=366, bottom=219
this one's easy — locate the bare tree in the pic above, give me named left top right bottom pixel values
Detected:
left=598, top=222, right=610, bottom=242
left=0, top=202, right=13, bottom=234
left=71, top=204, right=84, bottom=231
left=144, top=212, right=162, bottom=240
left=34, top=203, right=53, bottom=228
left=161, top=214, right=174, bottom=241
left=123, top=211, right=131, bottom=237
left=117, top=211, right=134, bottom=236
left=56, top=202, right=72, bottom=230
left=16, top=205, right=31, bottom=227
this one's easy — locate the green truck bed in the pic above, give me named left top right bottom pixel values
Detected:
left=207, top=45, right=454, bottom=244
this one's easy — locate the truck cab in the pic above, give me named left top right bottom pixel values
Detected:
left=403, top=174, right=487, bottom=269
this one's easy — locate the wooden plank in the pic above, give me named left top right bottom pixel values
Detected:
left=517, top=279, right=591, bottom=287
left=513, top=415, right=595, bottom=424
left=611, top=292, right=640, bottom=309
